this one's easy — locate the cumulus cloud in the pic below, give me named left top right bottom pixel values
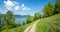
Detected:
left=4, top=0, right=15, bottom=6
left=15, top=6, right=20, bottom=10
left=4, top=0, right=15, bottom=10
left=4, top=0, right=30, bottom=11
left=21, top=4, right=30, bottom=11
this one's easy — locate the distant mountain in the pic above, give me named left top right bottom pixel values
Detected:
left=14, top=15, right=27, bottom=18
left=1, top=14, right=27, bottom=18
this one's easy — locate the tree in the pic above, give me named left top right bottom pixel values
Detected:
left=43, top=2, right=54, bottom=17
left=3, top=10, right=15, bottom=28
left=15, top=23, right=21, bottom=27
left=0, top=13, right=2, bottom=31
left=26, top=14, right=32, bottom=24
left=22, top=22, right=25, bottom=25
left=54, top=0, right=60, bottom=14
left=0, top=13, right=2, bottom=26
left=33, top=12, right=41, bottom=21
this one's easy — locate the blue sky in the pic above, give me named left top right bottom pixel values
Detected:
left=0, top=0, right=55, bottom=16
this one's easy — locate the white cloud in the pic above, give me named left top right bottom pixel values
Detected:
left=22, top=4, right=24, bottom=7
left=15, top=6, right=19, bottom=10
left=4, top=0, right=15, bottom=7
left=13, top=1, right=19, bottom=5
left=22, top=7, right=30, bottom=10
left=4, top=0, right=30, bottom=11
left=21, top=4, right=30, bottom=11
left=4, top=0, right=15, bottom=10
left=4, top=0, right=19, bottom=10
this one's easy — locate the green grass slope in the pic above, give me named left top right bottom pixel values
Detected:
left=2, top=21, right=34, bottom=32
left=2, top=14, right=60, bottom=32
left=36, top=14, right=60, bottom=32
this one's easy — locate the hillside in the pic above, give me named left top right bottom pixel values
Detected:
left=2, top=13, right=60, bottom=32
left=1, top=21, right=35, bottom=32
left=36, top=13, right=60, bottom=32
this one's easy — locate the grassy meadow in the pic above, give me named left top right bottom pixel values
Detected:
left=36, top=14, right=60, bottom=32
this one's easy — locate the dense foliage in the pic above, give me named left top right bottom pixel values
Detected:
left=3, top=10, right=15, bottom=26
left=0, top=10, right=21, bottom=31
left=26, top=14, right=32, bottom=24
left=0, top=13, right=2, bottom=32
left=22, top=22, right=25, bottom=25
left=33, top=12, right=41, bottom=21
left=43, top=2, right=54, bottom=17
left=54, top=0, right=60, bottom=14
left=2, top=21, right=35, bottom=32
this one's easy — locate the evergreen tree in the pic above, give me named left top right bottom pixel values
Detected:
left=43, top=2, right=54, bottom=17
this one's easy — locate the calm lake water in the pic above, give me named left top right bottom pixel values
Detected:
left=15, top=17, right=26, bottom=24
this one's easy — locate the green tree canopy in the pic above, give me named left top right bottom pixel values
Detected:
left=0, top=13, right=2, bottom=31
left=2, top=10, right=21, bottom=30
left=43, top=2, right=54, bottom=17
left=3, top=10, right=15, bottom=28
left=33, top=12, right=41, bottom=21
left=54, top=0, right=60, bottom=14
left=26, top=14, right=32, bottom=24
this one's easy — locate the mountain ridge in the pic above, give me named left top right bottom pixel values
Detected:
left=0, top=14, right=27, bottom=18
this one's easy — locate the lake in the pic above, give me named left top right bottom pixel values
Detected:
left=15, top=17, right=26, bottom=24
